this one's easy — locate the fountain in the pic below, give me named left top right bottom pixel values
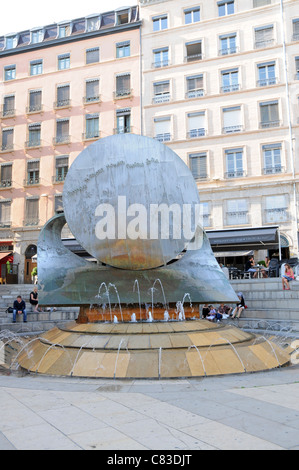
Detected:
left=14, top=134, right=290, bottom=378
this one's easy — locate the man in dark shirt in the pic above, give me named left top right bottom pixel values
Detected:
left=13, top=295, right=27, bottom=323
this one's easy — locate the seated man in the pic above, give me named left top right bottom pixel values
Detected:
left=13, top=295, right=27, bottom=323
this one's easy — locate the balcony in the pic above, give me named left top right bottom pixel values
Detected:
left=82, top=131, right=100, bottom=141
left=53, top=99, right=71, bottom=109
left=265, top=208, right=288, bottom=223
left=155, top=133, right=171, bottom=143
left=187, top=128, right=206, bottom=139
left=83, top=95, right=101, bottom=105
left=0, top=179, right=12, bottom=189
left=26, top=104, right=43, bottom=114
left=222, top=125, right=243, bottom=134
left=53, top=174, right=67, bottom=183
left=225, top=170, right=245, bottom=179
left=113, top=127, right=132, bottom=135
left=255, top=39, right=275, bottom=49
left=0, top=221, right=11, bottom=228
left=23, top=218, right=40, bottom=227
left=153, top=93, right=170, bottom=104
left=257, top=77, right=277, bottom=87
left=24, top=177, right=40, bottom=186
left=0, top=108, right=15, bottom=118
left=259, top=120, right=280, bottom=129
left=263, top=165, right=284, bottom=175
left=221, top=84, right=240, bottom=93
left=184, top=53, right=202, bottom=63
left=113, top=89, right=132, bottom=100
left=53, top=135, right=71, bottom=145
left=186, top=89, right=204, bottom=99
left=226, top=211, right=248, bottom=226
left=25, top=139, right=41, bottom=149
left=218, top=46, right=238, bottom=56
left=0, top=143, right=14, bottom=153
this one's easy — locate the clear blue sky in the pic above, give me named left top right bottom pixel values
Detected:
left=1, top=0, right=137, bottom=35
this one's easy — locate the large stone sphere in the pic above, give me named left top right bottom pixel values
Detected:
left=63, top=134, right=200, bottom=270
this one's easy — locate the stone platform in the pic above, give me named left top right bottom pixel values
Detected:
left=16, top=319, right=290, bottom=379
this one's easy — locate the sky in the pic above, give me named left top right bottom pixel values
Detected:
left=0, top=0, right=137, bottom=35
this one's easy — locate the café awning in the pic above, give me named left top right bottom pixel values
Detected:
left=206, top=226, right=279, bottom=251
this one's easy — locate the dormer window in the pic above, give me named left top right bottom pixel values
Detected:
left=58, top=24, right=70, bottom=38
left=31, top=29, right=43, bottom=44
left=116, top=10, right=129, bottom=25
left=86, top=16, right=100, bottom=32
left=5, top=35, right=17, bottom=49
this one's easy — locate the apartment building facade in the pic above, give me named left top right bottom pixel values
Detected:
left=0, top=6, right=141, bottom=282
left=0, top=0, right=299, bottom=283
left=140, top=0, right=299, bottom=262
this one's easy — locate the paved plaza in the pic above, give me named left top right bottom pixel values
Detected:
left=0, top=364, right=298, bottom=450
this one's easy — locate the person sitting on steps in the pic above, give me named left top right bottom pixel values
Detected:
left=13, top=295, right=27, bottom=323
left=282, top=264, right=294, bottom=291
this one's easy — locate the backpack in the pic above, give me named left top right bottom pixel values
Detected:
left=6, top=307, right=13, bottom=314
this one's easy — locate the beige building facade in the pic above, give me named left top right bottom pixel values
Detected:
left=140, top=0, right=299, bottom=262
left=0, top=0, right=299, bottom=283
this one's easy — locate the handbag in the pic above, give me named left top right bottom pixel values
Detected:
left=6, top=307, right=13, bottom=313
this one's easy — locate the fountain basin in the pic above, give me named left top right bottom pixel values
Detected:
left=16, top=320, right=290, bottom=379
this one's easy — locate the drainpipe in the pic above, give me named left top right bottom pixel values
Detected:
left=280, top=0, right=298, bottom=256
left=139, top=23, right=143, bottom=136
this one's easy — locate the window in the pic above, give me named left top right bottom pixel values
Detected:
left=185, top=41, right=202, bottom=62
left=55, top=156, right=69, bottom=182
left=86, top=16, right=100, bottom=32
left=55, top=195, right=64, bottom=214
left=225, top=148, right=244, bottom=178
left=221, top=69, right=239, bottom=93
left=31, top=29, right=43, bottom=43
left=186, top=75, right=204, bottom=98
left=1, top=128, right=13, bottom=152
left=219, top=33, right=237, bottom=55
left=58, top=53, right=70, bottom=70
left=116, top=10, right=129, bottom=25
left=2, top=95, right=15, bottom=117
left=30, top=59, right=43, bottom=76
left=222, top=106, right=242, bottom=133
left=58, top=25, right=70, bottom=38
left=257, top=61, right=276, bottom=86
left=27, top=123, right=41, bottom=148
left=85, top=114, right=100, bottom=139
left=86, top=47, right=99, bottom=64
left=115, top=74, right=131, bottom=98
left=295, top=57, right=299, bottom=80
left=153, top=15, right=168, bottom=31
left=200, top=202, right=211, bottom=227
left=154, top=116, right=171, bottom=142
left=26, top=160, right=40, bottom=185
left=4, top=65, right=16, bottom=81
left=85, top=79, right=100, bottom=103
left=25, top=198, right=39, bottom=226
left=226, top=199, right=248, bottom=226
left=255, top=25, right=274, bottom=48
left=153, top=48, right=169, bottom=68
left=187, top=112, right=206, bottom=138
left=56, top=84, right=70, bottom=108
left=28, top=90, right=42, bottom=113
left=115, top=109, right=131, bottom=134
left=0, top=164, right=12, bottom=188
left=263, top=144, right=282, bottom=174
left=259, top=100, right=280, bottom=128
left=218, top=1, right=234, bottom=17
left=5, top=35, right=17, bottom=49
left=253, top=0, right=271, bottom=7
left=189, top=153, right=207, bottom=179
left=153, top=81, right=170, bottom=104
left=265, top=195, right=287, bottom=223
left=55, top=119, right=70, bottom=144
left=116, top=41, right=130, bottom=58
left=292, top=19, right=299, bottom=41
left=0, top=200, right=11, bottom=228
left=184, top=7, right=200, bottom=24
